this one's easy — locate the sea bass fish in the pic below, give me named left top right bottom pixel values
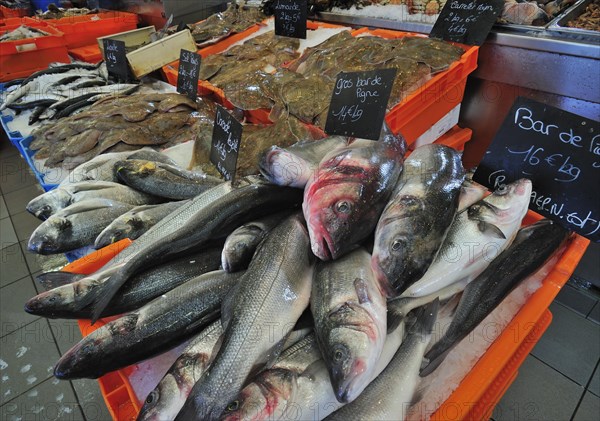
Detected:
left=116, top=159, right=222, bottom=200
left=221, top=212, right=290, bottom=273
left=324, top=300, right=439, bottom=421
left=87, top=179, right=304, bottom=323
left=420, top=219, right=569, bottom=375
left=400, top=179, right=532, bottom=298
left=27, top=199, right=135, bottom=254
left=53, top=270, right=243, bottom=379
left=259, top=136, right=348, bottom=188
left=26, top=180, right=161, bottom=220
left=303, top=127, right=407, bottom=261
left=25, top=247, right=223, bottom=319
left=176, top=214, right=314, bottom=420
left=311, top=248, right=387, bottom=403
left=221, top=296, right=410, bottom=421
left=94, top=201, right=188, bottom=249
left=372, top=144, right=464, bottom=296
left=137, top=320, right=225, bottom=421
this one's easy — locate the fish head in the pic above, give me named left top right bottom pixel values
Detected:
left=27, top=217, right=71, bottom=254
left=468, top=179, right=532, bottom=238
left=26, top=189, right=71, bottom=220
left=322, top=303, right=380, bottom=403
left=371, top=195, right=424, bottom=294
left=24, top=287, right=75, bottom=317
left=137, top=374, right=181, bottom=421
left=222, top=225, right=263, bottom=272
left=221, top=370, right=296, bottom=421
left=259, top=146, right=311, bottom=188
left=304, top=177, right=378, bottom=261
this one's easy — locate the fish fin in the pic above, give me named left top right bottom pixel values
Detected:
left=409, top=298, right=439, bottom=336
left=35, top=272, right=85, bottom=291
left=419, top=347, right=452, bottom=377
left=477, top=221, right=506, bottom=239
left=88, top=273, right=127, bottom=323
left=354, top=278, right=371, bottom=304
left=386, top=298, right=410, bottom=334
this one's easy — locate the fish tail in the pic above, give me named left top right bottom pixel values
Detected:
left=410, top=298, right=439, bottom=337
left=419, top=346, right=452, bottom=377
left=88, top=271, right=128, bottom=323
left=35, top=272, right=85, bottom=291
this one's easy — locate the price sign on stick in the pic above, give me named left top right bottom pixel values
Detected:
left=429, top=0, right=504, bottom=45
left=177, top=49, right=201, bottom=100
left=473, top=97, right=600, bottom=242
left=274, top=0, right=307, bottom=39
left=210, top=105, right=243, bottom=182
left=325, top=68, right=397, bottom=140
left=103, top=39, right=129, bottom=81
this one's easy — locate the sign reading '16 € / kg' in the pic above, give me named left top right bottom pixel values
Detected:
left=473, top=97, right=600, bottom=242
left=210, top=104, right=243, bottom=181
left=103, top=39, right=129, bottom=81
left=177, top=49, right=201, bottom=100
left=274, top=0, right=307, bottom=39
left=325, top=68, right=397, bottom=140
left=429, top=0, right=504, bottom=45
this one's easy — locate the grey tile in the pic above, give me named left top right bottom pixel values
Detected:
left=0, top=318, right=61, bottom=405
left=555, top=284, right=598, bottom=317
left=0, top=243, right=29, bottom=288
left=589, top=302, right=600, bottom=325
left=47, top=320, right=83, bottom=356
left=0, top=139, right=20, bottom=158
left=0, top=165, right=37, bottom=194
left=11, top=210, right=41, bottom=242
left=574, top=241, right=600, bottom=286
left=0, top=377, right=85, bottom=421
left=531, top=302, right=600, bottom=385
left=573, top=391, right=600, bottom=421
left=0, top=153, right=28, bottom=177
left=589, top=365, right=600, bottom=398
left=3, top=184, right=44, bottom=216
left=72, top=378, right=113, bottom=421
left=493, top=355, right=582, bottom=421
left=0, top=276, right=40, bottom=337
left=21, top=239, right=69, bottom=275
left=0, top=195, right=8, bottom=220
left=0, top=217, right=18, bottom=246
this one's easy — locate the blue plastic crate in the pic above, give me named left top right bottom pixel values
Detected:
left=0, top=113, right=25, bottom=147
left=19, top=136, right=59, bottom=192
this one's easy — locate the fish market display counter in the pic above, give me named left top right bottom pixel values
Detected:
left=314, top=11, right=600, bottom=168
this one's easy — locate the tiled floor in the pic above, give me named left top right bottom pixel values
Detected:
left=1, top=137, right=599, bottom=420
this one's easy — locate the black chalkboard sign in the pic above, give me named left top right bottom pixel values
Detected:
left=103, top=39, right=129, bottom=82
left=210, top=104, right=243, bottom=181
left=177, top=49, right=201, bottom=100
left=274, top=0, right=307, bottom=39
left=324, top=68, right=397, bottom=140
left=473, top=97, right=600, bottom=242
left=430, top=0, right=503, bottom=45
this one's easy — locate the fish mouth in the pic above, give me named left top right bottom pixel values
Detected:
left=334, top=359, right=367, bottom=403
left=320, top=236, right=333, bottom=261
left=370, top=258, right=394, bottom=298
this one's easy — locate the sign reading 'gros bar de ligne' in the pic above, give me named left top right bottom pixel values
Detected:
left=474, top=97, right=600, bottom=242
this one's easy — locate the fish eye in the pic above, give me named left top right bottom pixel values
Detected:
left=391, top=239, right=404, bottom=252
left=226, top=400, right=239, bottom=412
left=145, top=390, right=158, bottom=405
left=48, top=296, right=57, bottom=303
left=335, top=201, right=352, bottom=214
left=332, top=344, right=348, bottom=363
left=496, top=184, right=509, bottom=195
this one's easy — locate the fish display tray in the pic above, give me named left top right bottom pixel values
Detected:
left=0, top=5, right=31, bottom=19
left=548, top=0, right=600, bottom=42
left=18, top=135, right=59, bottom=191
left=0, top=21, right=69, bottom=82
left=58, top=208, right=588, bottom=420
left=68, top=43, right=104, bottom=63
left=0, top=113, right=25, bottom=147
left=161, top=20, right=351, bottom=116
left=38, top=11, right=139, bottom=49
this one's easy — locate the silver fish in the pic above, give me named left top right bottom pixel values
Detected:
left=372, top=144, right=465, bottom=296
left=53, top=270, right=243, bottom=380
left=400, top=179, right=532, bottom=298
left=324, top=300, right=439, bottom=421
left=27, top=199, right=135, bottom=255
left=26, top=180, right=162, bottom=220
left=94, top=201, right=188, bottom=249
left=176, top=214, right=314, bottom=420
left=457, top=177, right=487, bottom=213
left=311, top=248, right=387, bottom=403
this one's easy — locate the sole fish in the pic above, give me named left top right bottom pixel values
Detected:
left=175, top=214, right=314, bottom=420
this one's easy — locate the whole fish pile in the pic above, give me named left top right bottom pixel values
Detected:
left=24, top=125, right=572, bottom=420
left=0, top=62, right=140, bottom=125
left=28, top=93, right=216, bottom=169
left=36, top=4, right=97, bottom=19
left=183, top=4, right=266, bottom=47
left=0, top=25, right=49, bottom=42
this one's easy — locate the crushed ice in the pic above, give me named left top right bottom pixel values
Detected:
left=15, top=347, right=28, bottom=358
left=0, top=358, right=8, bottom=370
left=19, top=364, right=31, bottom=373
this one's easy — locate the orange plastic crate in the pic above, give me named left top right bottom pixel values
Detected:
left=60, top=207, right=588, bottom=420
left=68, top=43, right=103, bottom=63
left=0, top=21, right=68, bottom=82
left=38, top=11, right=138, bottom=49
left=0, top=5, right=30, bottom=19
